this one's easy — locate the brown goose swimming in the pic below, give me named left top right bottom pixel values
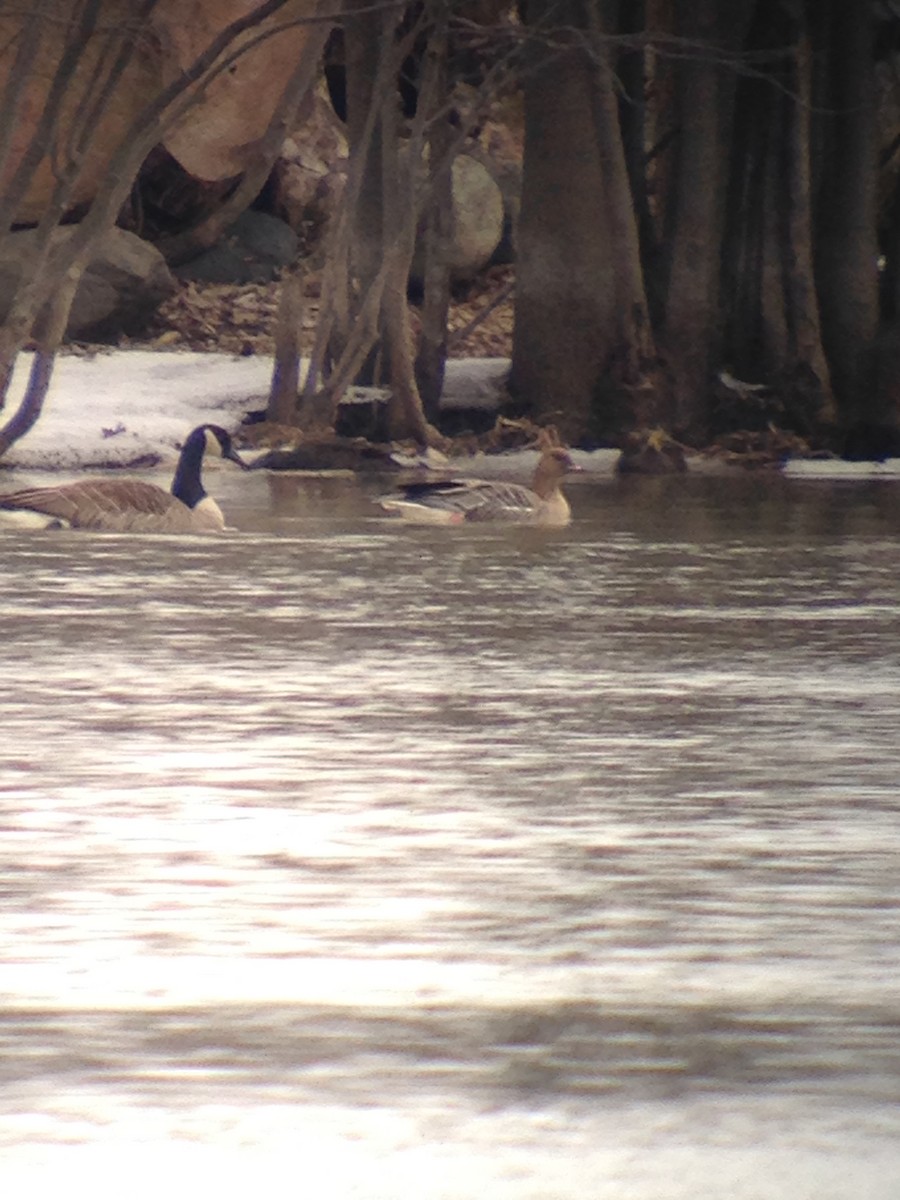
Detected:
left=0, top=424, right=249, bottom=532
left=378, top=446, right=583, bottom=526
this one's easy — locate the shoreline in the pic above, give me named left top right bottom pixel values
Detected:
left=0, top=348, right=893, bottom=479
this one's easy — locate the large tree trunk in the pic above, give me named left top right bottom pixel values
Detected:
left=660, top=0, right=751, bottom=439
left=510, top=0, right=618, bottom=444
left=783, top=20, right=835, bottom=428
left=512, top=1, right=664, bottom=444
left=715, top=0, right=835, bottom=438
left=589, top=3, right=658, bottom=421
left=814, top=0, right=879, bottom=424
left=616, top=0, right=655, bottom=289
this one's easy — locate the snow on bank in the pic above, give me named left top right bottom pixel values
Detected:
left=1, top=351, right=516, bottom=472
left=2, top=351, right=273, bottom=470
left=7, top=348, right=898, bottom=480
left=782, top=457, right=900, bottom=479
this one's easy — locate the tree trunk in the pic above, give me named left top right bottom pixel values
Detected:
left=718, top=2, right=838, bottom=437
left=588, top=2, right=658, bottom=424
left=305, top=1, right=444, bottom=444
left=783, top=21, right=835, bottom=428
left=511, top=0, right=617, bottom=444
left=661, top=0, right=737, bottom=438
left=382, top=244, right=431, bottom=444
left=0, top=260, right=83, bottom=459
left=343, top=0, right=388, bottom=301
left=414, top=12, right=453, bottom=424
left=814, top=0, right=878, bottom=424
left=759, top=101, right=788, bottom=374
left=414, top=144, right=452, bottom=423
left=616, top=0, right=655, bottom=283
left=269, top=265, right=305, bottom=423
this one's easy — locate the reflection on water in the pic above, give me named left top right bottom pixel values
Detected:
left=1, top=469, right=900, bottom=1197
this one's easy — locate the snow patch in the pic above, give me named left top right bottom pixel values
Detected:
left=1, top=351, right=517, bottom=472
left=783, top=458, right=900, bottom=479
left=2, top=350, right=272, bottom=470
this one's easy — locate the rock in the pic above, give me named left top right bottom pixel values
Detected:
left=134, top=144, right=239, bottom=235
left=412, top=154, right=504, bottom=285
left=0, top=226, right=176, bottom=342
left=0, top=2, right=322, bottom=223
left=270, top=122, right=504, bottom=285
left=176, top=211, right=299, bottom=284
left=156, top=0, right=324, bottom=181
left=0, top=1, right=164, bottom=225
left=72, top=229, right=178, bottom=340
left=446, top=155, right=504, bottom=280
left=270, top=93, right=348, bottom=233
left=486, top=157, right=521, bottom=265
left=472, top=114, right=524, bottom=266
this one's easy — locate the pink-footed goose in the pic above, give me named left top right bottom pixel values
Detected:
left=378, top=446, right=583, bottom=526
left=0, top=424, right=249, bottom=532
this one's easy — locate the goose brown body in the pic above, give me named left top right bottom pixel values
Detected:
left=378, top=447, right=583, bottom=526
left=0, top=425, right=248, bottom=532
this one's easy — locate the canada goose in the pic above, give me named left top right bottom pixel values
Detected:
left=0, top=424, right=249, bottom=532
left=377, top=447, right=584, bottom=526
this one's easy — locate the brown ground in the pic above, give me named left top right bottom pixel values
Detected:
left=134, top=264, right=515, bottom=360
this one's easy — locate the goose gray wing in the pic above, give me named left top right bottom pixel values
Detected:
left=453, top=480, right=541, bottom=521
left=407, top=478, right=541, bottom=520
left=380, top=477, right=542, bottom=522
left=0, top=479, right=194, bottom=531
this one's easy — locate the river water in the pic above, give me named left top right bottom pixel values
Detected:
left=1, top=463, right=899, bottom=1198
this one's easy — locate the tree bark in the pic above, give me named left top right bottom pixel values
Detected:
left=588, top=2, right=657, bottom=420
left=759, top=101, right=788, bottom=374
left=783, top=21, right=835, bottom=427
left=269, top=265, right=305, bottom=423
left=414, top=143, right=453, bottom=423
left=814, top=0, right=879, bottom=423
left=305, top=1, right=444, bottom=444
left=0, top=260, right=84, bottom=459
left=414, top=11, right=453, bottom=423
left=511, top=0, right=616, bottom=443
left=661, top=0, right=731, bottom=437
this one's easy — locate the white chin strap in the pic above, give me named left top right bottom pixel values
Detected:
left=203, top=427, right=223, bottom=458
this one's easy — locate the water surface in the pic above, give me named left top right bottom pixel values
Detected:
left=1, top=467, right=899, bottom=1198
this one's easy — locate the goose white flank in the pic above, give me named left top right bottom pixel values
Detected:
left=377, top=446, right=584, bottom=526
left=0, top=423, right=249, bottom=532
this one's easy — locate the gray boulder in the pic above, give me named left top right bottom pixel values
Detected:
left=0, top=226, right=177, bottom=342
left=411, top=154, right=504, bottom=285
left=175, top=211, right=299, bottom=284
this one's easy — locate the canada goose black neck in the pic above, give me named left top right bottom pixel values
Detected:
left=171, top=424, right=249, bottom=511
left=170, top=426, right=210, bottom=510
